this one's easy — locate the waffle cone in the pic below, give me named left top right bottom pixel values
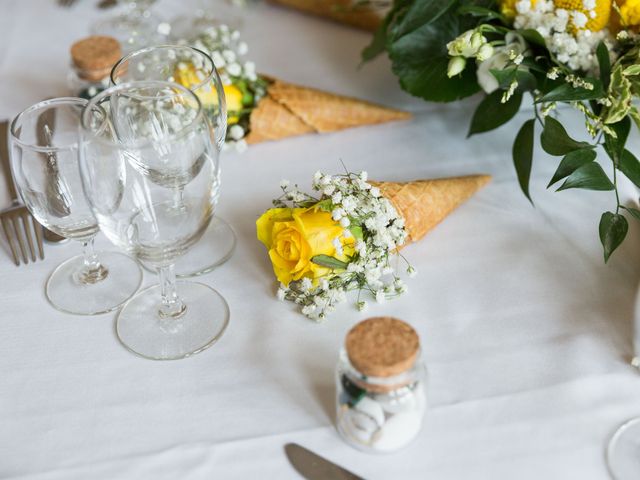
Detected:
left=268, top=0, right=387, bottom=31
left=373, top=175, right=491, bottom=244
left=245, top=78, right=411, bottom=144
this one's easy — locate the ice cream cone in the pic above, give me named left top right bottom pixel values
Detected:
left=268, top=0, right=388, bottom=31
left=245, top=78, right=411, bottom=144
left=373, top=175, right=492, bottom=244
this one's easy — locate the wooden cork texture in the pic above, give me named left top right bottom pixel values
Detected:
left=346, top=317, right=419, bottom=378
left=70, top=36, right=122, bottom=81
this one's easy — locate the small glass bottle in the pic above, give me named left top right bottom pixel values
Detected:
left=68, top=36, right=122, bottom=100
left=336, top=316, right=427, bottom=453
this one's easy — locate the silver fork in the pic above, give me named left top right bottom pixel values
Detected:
left=0, top=121, right=44, bottom=266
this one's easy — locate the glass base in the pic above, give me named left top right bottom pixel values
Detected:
left=139, top=216, right=236, bottom=278
left=45, top=251, right=142, bottom=315
left=116, top=281, right=229, bottom=360
left=607, top=417, right=640, bottom=479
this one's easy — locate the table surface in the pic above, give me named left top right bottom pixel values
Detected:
left=2, top=1, right=640, bottom=478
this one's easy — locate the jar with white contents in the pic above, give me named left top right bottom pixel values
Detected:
left=336, top=316, right=426, bottom=453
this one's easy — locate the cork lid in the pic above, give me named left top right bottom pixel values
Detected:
left=346, top=317, right=420, bottom=378
left=70, top=36, right=122, bottom=81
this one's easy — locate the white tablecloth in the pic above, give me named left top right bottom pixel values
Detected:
left=2, top=1, right=640, bottom=478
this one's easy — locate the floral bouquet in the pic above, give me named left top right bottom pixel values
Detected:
left=364, top=0, right=640, bottom=261
left=256, top=170, right=490, bottom=319
left=176, top=24, right=410, bottom=152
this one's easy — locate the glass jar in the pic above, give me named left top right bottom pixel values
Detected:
left=335, top=317, right=427, bottom=453
left=68, top=36, right=122, bottom=100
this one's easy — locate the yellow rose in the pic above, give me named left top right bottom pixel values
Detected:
left=256, top=206, right=354, bottom=286
left=617, top=0, right=640, bottom=27
left=173, top=62, right=244, bottom=124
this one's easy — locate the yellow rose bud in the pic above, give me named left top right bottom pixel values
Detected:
left=256, top=206, right=355, bottom=286
left=173, top=62, right=244, bottom=124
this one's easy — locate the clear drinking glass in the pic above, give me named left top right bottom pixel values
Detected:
left=79, top=81, right=229, bottom=360
left=9, top=98, right=142, bottom=315
left=92, top=0, right=166, bottom=54
left=111, top=45, right=235, bottom=278
left=606, top=291, right=640, bottom=479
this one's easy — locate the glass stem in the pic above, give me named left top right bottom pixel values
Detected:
left=76, top=237, right=108, bottom=284
left=158, top=264, right=186, bottom=319
left=172, top=187, right=186, bottom=212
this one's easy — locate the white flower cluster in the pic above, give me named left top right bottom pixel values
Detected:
left=513, top=0, right=614, bottom=72
left=276, top=171, right=414, bottom=320
left=183, top=25, right=267, bottom=153
left=446, top=29, right=494, bottom=77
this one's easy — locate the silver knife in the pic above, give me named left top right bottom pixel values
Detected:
left=284, top=443, right=365, bottom=480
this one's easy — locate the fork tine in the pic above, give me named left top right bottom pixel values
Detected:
left=1, top=217, right=20, bottom=266
left=32, top=217, right=44, bottom=260
left=11, top=215, right=29, bottom=264
left=20, top=213, right=37, bottom=262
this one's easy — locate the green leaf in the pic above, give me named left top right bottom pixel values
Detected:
left=315, top=199, right=333, bottom=212
left=517, top=29, right=546, bottom=47
left=547, top=148, right=597, bottom=187
left=557, top=162, right=614, bottom=191
left=362, top=21, right=389, bottom=62
left=622, top=205, right=640, bottom=222
left=541, top=117, right=593, bottom=156
left=468, top=91, right=522, bottom=136
left=388, top=0, right=455, bottom=42
left=623, top=64, right=640, bottom=76
left=349, top=225, right=364, bottom=241
left=512, top=119, right=535, bottom=202
left=537, top=78, right=603, bottom=103
left=596, top=41, right=611, bottom=89
left=490, top=67, right=537, bottom=92
left=599, top=212, right=628, bottom=262
left=388, top=8, right=481, bottom=102
left=604, top=65, right=632, bottom=124
left=456, top=4, right=507, bottom=21
left=604, top=116, right=631, bottom=163
left=311, top=255, right=349, bottom=270
left=619, top=149, right=640, bottom=188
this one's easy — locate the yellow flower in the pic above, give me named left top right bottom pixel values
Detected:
left=256, top=206, right=354, bottom=286
left=500, top=0, right=536, bottom=19
left=173, top=62, right=244, bottom=124
left=618, top=0, right=640, bottom=27
left=554, top=0, right=611, bottom=31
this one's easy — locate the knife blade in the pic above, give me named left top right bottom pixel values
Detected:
left=284, top=443, right=365, bottom=480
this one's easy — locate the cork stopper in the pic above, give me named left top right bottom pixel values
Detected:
left=346, top=317, right=420, bottom=378
left=70, top=36, right=122, bottom=82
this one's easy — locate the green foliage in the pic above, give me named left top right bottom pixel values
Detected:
left=547, top=149, right=597, bottom=187
left=556, top=163, right=614, bottom=192
left=311, top=255, right=349, bottom=270
left=512, top=119, right=535, bottom=202
left=599, top=212, right=628, bottom=262
left=468, top=91, right=522, bottom=136
left=541, top=117, right=592, bottom=156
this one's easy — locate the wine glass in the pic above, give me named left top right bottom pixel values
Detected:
left=110, top=45, right=236, bottom=278
left=92, top=0, right=168, bottom=54
left=79, top=81, right=229, bottom=360
left=9, top=98, right=142, bottom=315
left=606, top=289, right=640, bottom=479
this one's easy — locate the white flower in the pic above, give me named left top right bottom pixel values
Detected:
left=276, top=287, right=286, bottom=301
left=339, top=217, right=351, bottom=228
left=476, top=50, right=510, bottom=94
left=332, top=237, right=344, bottom=256
left=238, top=42, right=248, bottom=55
left=280, top=179, right=290, bottom=189
left=375, top=290, right=386, bottom=303
left=447, top=56, right=467, bottom=77
left=300, top=278, right=313, bottom=291
left=407, top=265, right=417, bottom=278
left=357, top=301, right=368, bottom=312
left=226, top=63, right=242, bottom=77
left=234, top=139, right=248, bottom=153
left=229, top=124, right=245, bottom=140
left=359, top=171, right=368, bottom=182
left=476, top=44, right=494, bottom=62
